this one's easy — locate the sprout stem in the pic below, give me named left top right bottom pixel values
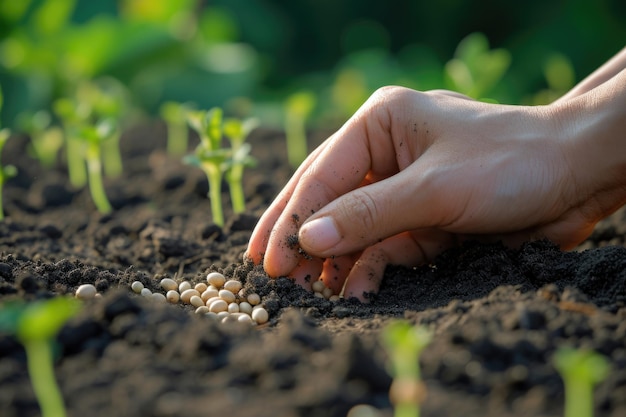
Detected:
left=205, top=163, right=224, bottom=227
left=167, top=120, right=188, bottom=156
left=227, top=163, right=245, bottom=213
left=102, top=132, right=122, bottom=178
left=66, top=136, right=87, bottom=188
left=85, top=144, right=112, bottom=214
left=24, top=339, right=67, bottom=417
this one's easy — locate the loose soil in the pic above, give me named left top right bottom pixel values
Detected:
left=0, top=123, right=624, bottom=417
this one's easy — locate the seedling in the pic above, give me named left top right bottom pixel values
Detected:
left=186, top=107, right=229, bottom=227
left=0, top=85, right=17, bottom=220
left=53, top=96, right=90, bottom=188
left=284, top=91, right=316, bottom=169
left=0, top=297, right=82, bottom=417
left=553, top=347, right=610, bottom=417
left=381, top=320, right=432, bottom=417
left=160, top=101, right=194, bottom=156
left=223, top=117, right=258, bottom=213
left=17, top=110, right=64, bottom=168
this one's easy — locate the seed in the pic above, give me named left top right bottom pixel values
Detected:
left=160, top=278, right=178, bottom=291
left=216, top=311, right=230, bottom=320
left=221, top=315, right=240, bottom=324
left=206, top=272, right=226, bottom=288
left=152, top=293, right=167, bottom=302
left=218, top=289, right=236, bottom=304
left=228, top=302, right=240, bottom=313
left=209, top=299, right=228, bottom=313
left=312, top=280, right=325, bottom=293
left=208, top=285, right=220, bottom=292
left=194, top=282, right=208, bottom=293
left=141, top=288, right=152, bottom=297
left=195, top=306, right=210, bottom=314
left=314, top=292, right=325, bottom=299
left=238, top=314, right=253, bottom=324
left=239, top=301, right=253, bottom=315
left=205, top=312, right=218, bottom=320
left=166, top=290, right=180, bottom=303
left=75, top=284, right=97, bottom=300
left=180, top=289, right=200, bottom=304
left=322, top=287, right=334, bottom=299
left=223, top=280, right=242, bottom=293
left=190, top=295, right=205, bottom=308
left=131, top=281, right=144, bottom=294
left=329, top=295, right=341, bottom=302
left=247, top=293, right=261, bottom=306
left=178, top=281, right=192, bottom=292
left=251, top=307, right=269, bottom=324
left=201, top=288, right=219, bottom=302
left=206, top=296, right=221, bottom=307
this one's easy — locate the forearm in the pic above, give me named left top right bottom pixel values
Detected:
left=555, top=46, right=626, bottom=103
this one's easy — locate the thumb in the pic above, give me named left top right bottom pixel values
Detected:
left=298, top=170, right=442, bottom=258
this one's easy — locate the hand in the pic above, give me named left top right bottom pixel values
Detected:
left=245, top=83, right=625, bottom=301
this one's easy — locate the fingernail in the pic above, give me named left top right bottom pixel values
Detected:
left=299, top=217, right=341, bottom=253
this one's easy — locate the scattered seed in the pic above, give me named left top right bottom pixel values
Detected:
left=141, top=288, right=152, bottom=297
left=152, top=293, right=167, bottom=302
left=209, top=299, right=228, bottom=313
left=314, top=292, right=325, bottom=299
left=312, top=280, right=325, bottom=293
left=131, top=281, right=144, bottom=294
left=329, top=295, right=341, bottom=302
left=223, top=280, right=242, bottom=293
left=238, top=314, right=253, bottom=324
left=228, top=302, right=240, bottom=313
left=190, top=295, right=205, bottom=308
left=180, top=289, right=200, bottom=304
left=322, top=287, right=334, bottom=299
left=219, top=289, right=236, bottom=304
left=166, top=290, right=180, bottom=304
left=75, top=284, right=97, bottom=300
left=205, top=312, right=218, bottom=319
left=201, top=288, right=219, bottom=302
left=194, top=282, right=208, bottom=293
left=208, top=285, right=220, bottom=292
left=216, top=311, right=230, bottom=320
left=221, top=315, right=240, bottom=324
left=195, top=306, right=210, bottom=314
left=251, top=307, right=269, bottom=324
left=178, top=281, right=192, bottom=292
left=206, top=272, right=226, bottom=288
left=247, top=293, right=261, bottom=306
left=160, top=278, right=178, bottom=291
left=239, top=301, right=253, bottom=315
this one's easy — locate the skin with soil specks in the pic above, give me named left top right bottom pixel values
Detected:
left=0, top=126, right=624, bottom=417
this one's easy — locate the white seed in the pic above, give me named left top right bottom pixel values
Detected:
left=312, top=280, right=326, bottom=293
left=195, top=306, right=210, bottom=314
left=251, top=307, right=269, bottom=324
left=252, top=303, right=266, bottom=311
left=201, top=288, right=219, bottom=302
left=206, top=296, right=221, bottom=307
left=95, top=293, right=102, bottom=299
left=314, top=292, right=325, bottom=299
left=221, top=315, right=239, bottom=324
left=166, top=290, right=180, bottom=304
left=216, top=311, right=230, bottom=320
left=238, top=314, right=253, bottom=324
left=194, top=282, right=208, bottom=293
left=247, top=293, right=261, bottom=306
left=180, top=289, right=200, bottom=304
left=329, top=295, right=341, bottom=302
left=190, top=295, right=205, bottom=308
left=160, top=278, right=178, bottom=291
left=209, top=299, right=228, bottom=313
left=75, top=284, right=97, bottom=300
left=141, top=288, right=152, bottom=297
left=228, top=302, right=240, bottom=313
left=223, top=280, right=242, bottom=293
left=206, top=272, right=226, bottom=288
left=178, top=281, right=192, bottom=292
left=238, top=301, right=253, bottom=315
left=218, top=289, right=236, bottom=304
left=131, top=281, right=144, bottom=294
left=322, top=287, right=334, bottom=299
left=205, top=311, right=218, bottom=319
left=208, top=285, right=220, bottom=292
left=152, top=293, right=167, bottom=302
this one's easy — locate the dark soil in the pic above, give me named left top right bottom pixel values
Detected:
left=0, top=123, right=625, bottom=417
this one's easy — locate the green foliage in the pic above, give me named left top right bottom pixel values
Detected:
left=0, top=85, right=17, bottom=221
left=0, top=297, right=81, bottom=417
left=284, top=91, right=316, bottom=169
left=553, top=347, right=610, bottom=417
left=160, top=101, right=193, bottom=156
left=381, top=320, right=432, bottom=417
left=223, top=116, right=257, bottom=213
left=17, top=110, right=64, bottom=168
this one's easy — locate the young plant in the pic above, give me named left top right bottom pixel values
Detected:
left=284, top=91, right=316, bottom=169
left=0, top=85, right=17, bottom=220
left=0, top=297, right=81, bottom=417
left=223, top=117, right=258, bottom=214
left=53, top=97, right=90, bottom=188
left=553, top=347, right=610, bottom=417
left=381, top=320, right=433, bottom=417
left=160, top=101, right=193, bottom=156
left=186, top=107, right=229, bottom=227
left=17, top=110, right=64, bottom=169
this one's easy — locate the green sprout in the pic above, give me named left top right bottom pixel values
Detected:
left=160, top=101, right=194, bottom=156
left=0, top=297, right=82, bottom=417
left=0, top=85, right=17, bottom=221
left=381, top=321, right=433, bottom=417
left=53, top=96, right=90, bottom=188
left=223, top=117, right=258, bottom=214
left=17, top=110, right=64, bottom=169
left=284, top=91, right=316, bottom=169
left=553, top=347, right=610, bottom=417
left=186, top=107, right=230, bottom=227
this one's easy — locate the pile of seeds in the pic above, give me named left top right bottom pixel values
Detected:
left=129, top=272, right=269, bottom=325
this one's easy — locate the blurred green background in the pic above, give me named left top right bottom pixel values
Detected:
left=1, top=0, right=624, bottom=130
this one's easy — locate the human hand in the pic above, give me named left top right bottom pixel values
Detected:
left=245, top=84, right=625, bottom=301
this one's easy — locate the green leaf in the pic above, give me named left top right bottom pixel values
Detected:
left=16, top=297, right=81, bottom=342
left=32, top=0, right=77, bottom=36
left=553, top=347, right=610, bottom=384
